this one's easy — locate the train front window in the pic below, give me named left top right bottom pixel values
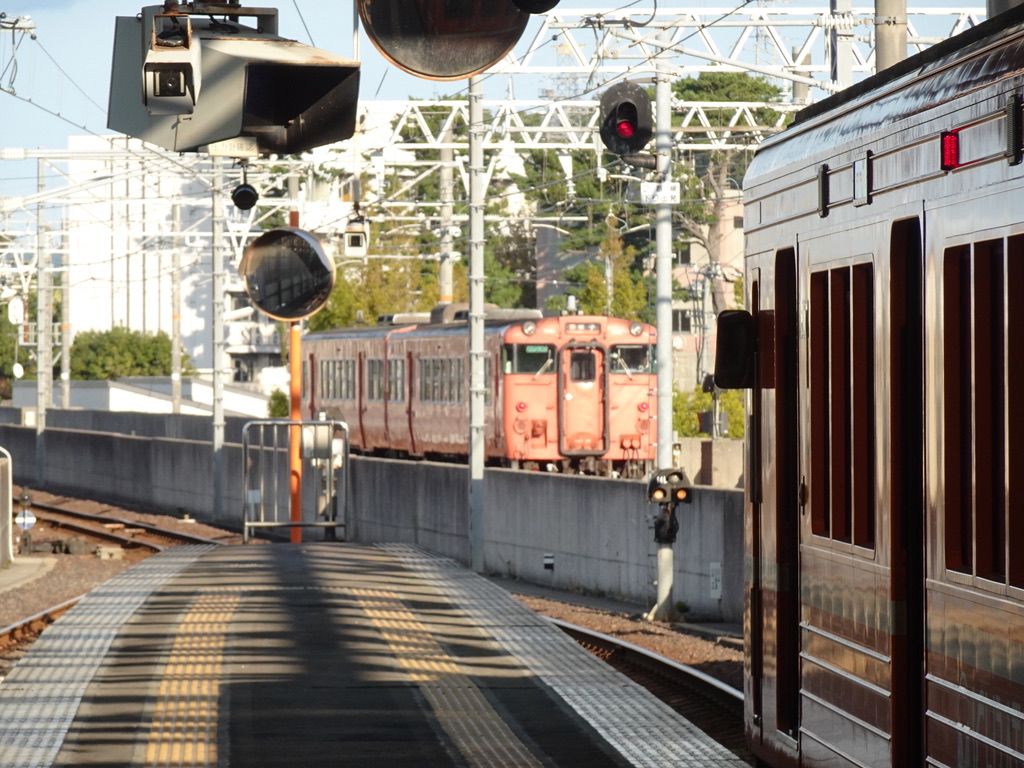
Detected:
left=570, top=350, right=596, bottom=382
left=611, top=344, right=654, bottom=374
left=504, top=343, right=554, bottom=374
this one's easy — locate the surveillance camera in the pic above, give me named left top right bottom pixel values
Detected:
left=232, top=183, right=259, bottom=210
left=142, top=13, right=201, bottom=116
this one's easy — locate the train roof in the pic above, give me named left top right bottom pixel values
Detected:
left=303, top=312, right=649, bottom=343
left=749, top=4, right=1024, bottom=177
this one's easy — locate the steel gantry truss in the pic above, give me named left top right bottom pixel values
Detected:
left=496, top=6, right=983, bottom=91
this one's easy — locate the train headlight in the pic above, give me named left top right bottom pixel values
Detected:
left=523, top=320, right=537, bottom=336
left=629, top=322, right=644, bottom=336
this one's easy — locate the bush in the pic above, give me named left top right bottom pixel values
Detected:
left=267, top=388, right=289, bottom=418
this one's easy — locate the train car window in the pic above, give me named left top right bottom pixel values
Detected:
left=610, top=344, right=653, bottom=374
left=943, top=246, right=973, bottom=574
left=504, top=343, right=554, bottom=374
left=432, top=358, right=442, bottom=402
left=438, top=359, right=449, bottom=402
left=320, top=360, right=330, bottom=400
left=387, top=359, right=405, bottom=402
left=368, top=359, right=385, bottom=401
left=339, top=359, right=356, bottom=401
left=485, top=355, right=492, bottom=405
left=809, top=264, right=876, bottom=547
left=943, top=239, right=1013, bottom=582
left=570, top=350, right=596, bottom=382
left=1009, top=235, right=1024, bottom=589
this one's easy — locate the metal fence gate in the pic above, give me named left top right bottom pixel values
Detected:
left=241, top=420, right=350, bottom=543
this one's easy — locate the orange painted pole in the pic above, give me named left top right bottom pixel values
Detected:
left=289, top=321, right=302, bottom=542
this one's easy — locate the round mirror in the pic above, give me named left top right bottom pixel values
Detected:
left=239, top=228, right=335, bottom=321
left=358, top=0, right=529, bottom=81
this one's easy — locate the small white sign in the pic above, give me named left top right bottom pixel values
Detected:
left=205, top=137, right=260, bottom=158
left=15, top=509, right=36, bottom=531
left=709, top=560, right=722, bottom=599
left=640, top=181, right=680, bottom=204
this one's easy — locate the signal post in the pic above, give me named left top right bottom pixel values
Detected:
left=598, top=39, right=684, bottom=621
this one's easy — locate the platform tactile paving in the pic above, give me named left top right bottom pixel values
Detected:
left=0, top=546, right=217, bottom=768
left=382, top=544, right=750, bottom=767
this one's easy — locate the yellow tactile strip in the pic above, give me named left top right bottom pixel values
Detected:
left=143, top=591, right=242, bottom=768
left=351, top=587, right=545, bottom=768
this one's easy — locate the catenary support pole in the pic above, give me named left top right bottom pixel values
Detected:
left=468, top=75, right=486, bottom=573
left=172, top=204, right=182, bottom=414
left=35, top=158, right=51, bottom=485
left=212, top=160, right=226, bottom=521
left=648, top=31, right=677, bottom=623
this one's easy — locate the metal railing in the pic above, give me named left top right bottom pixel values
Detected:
left=241, top=419, right=350, bottom=543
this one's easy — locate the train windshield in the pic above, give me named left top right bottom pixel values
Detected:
left=503, top=343, right=555, bottom=374
left=610, top=344, right=654, bottom=374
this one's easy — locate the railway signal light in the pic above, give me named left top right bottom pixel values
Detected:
left=646, top=468, right=693, bottom=505
left=600, top=81, right=654, bottom=157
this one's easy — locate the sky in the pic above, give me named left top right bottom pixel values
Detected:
left=0, top=0, right=985, bottom=199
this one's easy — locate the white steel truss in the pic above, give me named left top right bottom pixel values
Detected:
left=497, top=7, right=983, bottom=92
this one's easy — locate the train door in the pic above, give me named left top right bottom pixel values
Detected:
left=746, top=250, right=801, bottom=761
left=558, top=341, right=609, bottom=457
left=888, top=217, right=925, bottom=766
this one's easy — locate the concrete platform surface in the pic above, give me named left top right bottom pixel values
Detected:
left=0, top=543, right=749, bottom=767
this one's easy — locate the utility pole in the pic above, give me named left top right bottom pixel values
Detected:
left=212, top=161, right=225, bottom=521
left=439, top=128, right=455, bottom=305
left=874, top=0, right=908, bottom=72
left=647, top=31, right=677, bottom=623
left=60, top=230, right=70, bottom=408
left=468, top=75, right=486, bottom=573
left=35, top=159, right=51, bottom=485
left=171, top=204, right=182, bottom=414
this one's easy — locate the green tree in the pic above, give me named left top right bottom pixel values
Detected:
left=558, top=225, right=650, bottom=320
left=672, top=386, right=746, bottom=439
left=267, top=388, right=289, bottom=418
left=0, top=313, right=32, bottom=399
left=70, top=327, right=188, bottom=380
left=673, top=71, right=787, bottom=312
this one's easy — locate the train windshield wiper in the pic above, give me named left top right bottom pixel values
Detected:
left=612, top=355, right=634, bottom=380
left=533, top=358, right=554, bottom=379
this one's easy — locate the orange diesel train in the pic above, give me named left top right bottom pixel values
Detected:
left=303, top=312, right=657, bottom=478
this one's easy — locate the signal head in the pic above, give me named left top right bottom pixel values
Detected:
left=599, top=81, right=653, bottom=156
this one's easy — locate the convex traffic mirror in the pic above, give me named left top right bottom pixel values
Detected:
left=239, top=228, right=334, bottom=321
left=357, top=0, right=529, bottom=80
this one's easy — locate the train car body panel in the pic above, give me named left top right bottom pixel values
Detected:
left=303, top=314, right=656, bottom=477
left=731, top=6, right=1024, bottom=767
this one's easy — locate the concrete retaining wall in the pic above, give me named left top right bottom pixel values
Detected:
left=0, top=411, right=745, bottom=621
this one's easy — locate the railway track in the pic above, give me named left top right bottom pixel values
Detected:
left=24, top=499, right=228, bottom=552
left=552, top=618, right=753, bottom=765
